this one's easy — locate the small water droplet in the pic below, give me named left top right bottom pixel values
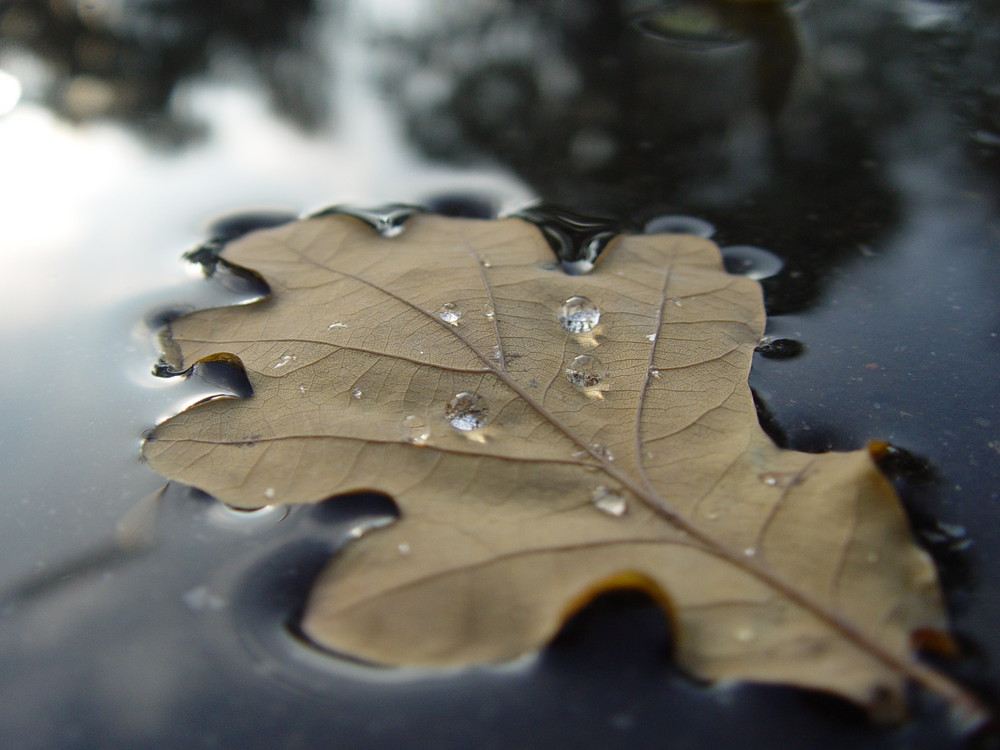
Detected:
left=645, top=333, right=657, bottom=342
left=558, top=296, right=601, bottom=333
left=758, top=472, right=798, bottom=488
left=590, top=443, right=614, bottom=461
left=263, top=487, right=275, bottom=499
left=481, top=257, right=493, bottom=268
left=649, top=368, right=661, bottom=379
left=328, top=322, right=348, bottom=330
left=744, top=546, right=757, bottom=557
left=437, top=302, right=462, bottom=325
left=565, top=354, right=606, bottom=389
left=735, top=627, right=756, bottom=643
left=644, top=214, right=716, bottom=238
left=402, top=415, right=430, bottom=445
left=398, top=542, right=411, bottom=555
left=445, top=392, right=490, bottom=431
left=351, top=389, right=364, bottom=400
left=483, top=302, right=495, bottom=318
left=755, top=337, right=804, bottom=359
left=273, top=354, right=296, bottom=369
left=590, top=486, right=627, bottom=517
left=706, top=510, right=721, bottom=521
left=297, top=384, right=309, bottom=393
left=721, top=245, right=784, bottom=280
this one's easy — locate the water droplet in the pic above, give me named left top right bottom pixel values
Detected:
left=565, top=354, right=606, bottom=389
left=706, top=510, right=721, bottom=521
left=445, top=392, right=490, bottom=431
left=351, top=389, right=364, bottom=400
left=511, top=203, right=624, bottom=274
left=312, top=203, right=423, bottom=237
left=482, top=302, right=495, bottom=319
left=273, top=354, right=296, bottom=369
left=755, top=337, right=804, bottom=359
left=758, top=472, right=798, bottom=488
left=402, top=415, right=430, bottom=445
left=437, top=302, right=462, bottom=325
left=327, top=322, right=348, bottom=330
left=720, top=245, right=784, bottom=280
left=297, top=384, right=309, bottom=393
left=644, top=214, right=716, bottom=238
left=735, top=627, right=756, bottom=643
left=481, top=257, right=493, bottom=268
left=744, top=546, right=757, bottom=557
left=263, top=487, right=276, bottom=499
left=558, top=296, right=601, bottom=333
left=590, top=443, right=614, bottom=461
left=398, top=542, right=412, bottom=555
left=590, top=486, right=627, bottom=517
left=649, top=368, right=662, bottom=379
left=645, top=333, right=657, bottom=342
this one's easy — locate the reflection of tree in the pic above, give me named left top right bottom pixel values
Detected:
left=375, top=0, right=904, bottom=314
left=0, top=0, right=328, bottom=145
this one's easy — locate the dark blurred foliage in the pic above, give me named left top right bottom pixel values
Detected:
left=0, top=0, right=328, bottom=145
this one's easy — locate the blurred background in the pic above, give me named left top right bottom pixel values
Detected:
left=0, top=1, right=998, bottom=748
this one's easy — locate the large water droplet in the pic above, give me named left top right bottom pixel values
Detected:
left=510, top=203, right=624, bottom=275
left=437, top=302, right=462, bottom=325
left=445, top=392, right=490, bottom=431
left=590, top=486, right=627, bottom=517
left=721, top=245, right=784, bottom=280
left=402, top=415, right=430, bottom=445
left=558, top=296, right=601, bottom=333
left=644, top=214, right=716, bottom=238
left=565, top=354, right=606, bottom=388
left=755, top=337, right=804, bottom=359
left=311, top=203, right=423, bottom=237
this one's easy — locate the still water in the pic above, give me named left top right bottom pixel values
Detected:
left=1, top=1, right=998, bottom=748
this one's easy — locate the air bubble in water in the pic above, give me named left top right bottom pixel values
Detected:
left=445, top=392, right=490, bottom=431
left=565, top=354, right=606, bottom=388
left=590, top=486, right=627, bottom=517
left=720, top=245, right=784, bottom=280
left=644, top=214, right=716, bottom=238
left=438, top=302, right=462, bottom=325
left=558, top=296, right=600, bottom=333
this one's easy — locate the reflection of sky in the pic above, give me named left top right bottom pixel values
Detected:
left=0, top=6, right=531, bottom=580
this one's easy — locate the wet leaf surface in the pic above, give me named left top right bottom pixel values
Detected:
left=143, top=213, right=980, bottom=724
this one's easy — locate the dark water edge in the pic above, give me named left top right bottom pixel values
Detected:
left=1, top=0, right=998, bottom=748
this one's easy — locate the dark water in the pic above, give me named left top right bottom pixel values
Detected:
left=1, top=0, right=998, bottom=748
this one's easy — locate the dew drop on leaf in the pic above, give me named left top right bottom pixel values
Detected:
left=351, top=389, right=364, bottom=400
left=437, top=302, right=462, bottom=325
left=565, top=354, right=606, bottom=388
left=590, top=486, right=627, bottom=517
left=445, top=392, right=490, bottom=431
left=402, top=415, right=430, bottom=445
left=558, top=295, right=600, bottom=333
left=482, top=302, right=495, bottom=319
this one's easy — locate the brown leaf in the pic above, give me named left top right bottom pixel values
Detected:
left=143, top=212, right=982, bottom=725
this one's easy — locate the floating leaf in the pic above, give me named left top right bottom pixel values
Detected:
left=143, top=211, right=982, bottom=725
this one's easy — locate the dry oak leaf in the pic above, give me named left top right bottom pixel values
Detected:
left=143, top=211, right=982, bottom=724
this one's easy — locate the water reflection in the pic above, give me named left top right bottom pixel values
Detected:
left=0, top=0, right=330, bottom=144
left=369, top=0, right=899, bottom=313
